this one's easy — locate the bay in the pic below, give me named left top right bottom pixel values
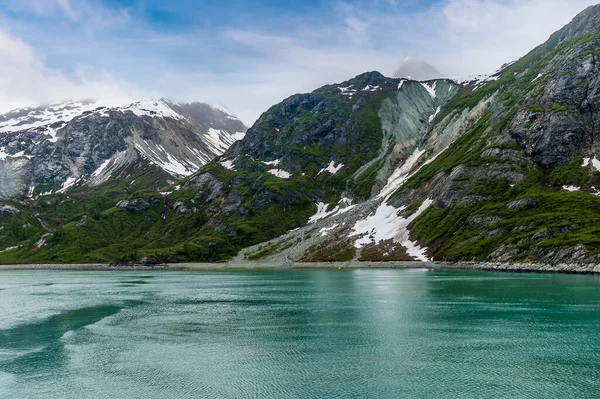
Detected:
left=0, top=269, right=599, bottom=398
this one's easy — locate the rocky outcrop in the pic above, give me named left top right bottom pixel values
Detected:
left=173, top=201, right=191, bottom=215
left=507, top=198, right=536, bottom=211
left=116, top=199, right=151, bottom=213
left=0, top=205, right=18, bottom=219
left=508, top=9, right=600, bottom=168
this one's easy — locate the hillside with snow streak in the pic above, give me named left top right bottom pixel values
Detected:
left=0, top=99, right=246, bottom=198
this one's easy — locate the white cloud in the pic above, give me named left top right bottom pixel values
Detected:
left=435, top=0, right=600, bottom=78
left=0, top=30, right=137, bottom=113
left=344, top=16, right=369, bottom=43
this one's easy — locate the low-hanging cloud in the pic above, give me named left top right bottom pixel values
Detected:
left=394, top=57, right=443, bottom=81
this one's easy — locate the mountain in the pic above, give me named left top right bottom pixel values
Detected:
left=0, top=99, right=246, bottom=198
left=0, top=4, right=599, bottom=265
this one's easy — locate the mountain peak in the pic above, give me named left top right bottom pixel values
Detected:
left=0, top=99, right=246, bottom=137
left=577, top=3, right=600, bottom=18
left=347, top=71, right=387, bottom=87
left=551, top=4, right=600, bottom=44
left=0, top=97, right=248, bottom=198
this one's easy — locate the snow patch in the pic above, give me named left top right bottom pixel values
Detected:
left=308, top=203, right=331, bottom=224
left=308, top=199, right=355, bottom=224
left=457, top=73, right=501, bottom=91
left=57, top=177, right=77, bottom=193
left=232, top=132, right=246, bottom=141
left=351, top=199, right=433, bottom=261
left=319, top=224, right=339, bottom=237
left=159, top=153, right=190, bottom=176
left=263, top=159, right=281, bottom=166
left=472, top=75, right=499, bottom=90
left=267, top=169, right=291, bottom=179
left=420, top=82, right=437, bottom=99
left=219, top=160, right=236, bottom=170
left=563, top=185, right=580, bottom=192
left=429, top=107, right=441, bottom=123
left=338, top=86, right=357, bottom=97
left=204, top=128, right=232, bottom=154
left=34, top=233, right=51, bottom=248
left=362, top=85, right=381, bottom=92
left=0, top=99, right=186, bottom=140
left=134, top=143, right=195, bottom=177
left=583, top=157, right=600, bottom=172
left=378, top=148, right=426, bottom=200
left=532, top=73, right=544, bottom=82
left=211, top=105, right=237, bottom=118
left=0, top=147, right=33, bottom=160
left=123, top=100, right=185, bottom=120
left=92, top=158, right=112, bottom=178
left=318, top=161, right=344, bottom=176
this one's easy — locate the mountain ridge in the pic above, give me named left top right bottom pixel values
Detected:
left=0, top=98, right=247, bottom=198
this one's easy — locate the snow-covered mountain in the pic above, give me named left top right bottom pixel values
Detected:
left=0, top=99, right=247, bottom=198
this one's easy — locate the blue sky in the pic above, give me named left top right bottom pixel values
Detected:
left=0, top=0, right=597, bottom=124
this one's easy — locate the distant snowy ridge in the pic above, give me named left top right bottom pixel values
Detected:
left=0, top=98, right=248, bottom=198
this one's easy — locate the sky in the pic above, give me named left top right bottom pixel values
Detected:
left=0, top=0, right=598, bottom=125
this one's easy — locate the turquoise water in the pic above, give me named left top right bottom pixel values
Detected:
left=0, top=269, right=599, bottom=398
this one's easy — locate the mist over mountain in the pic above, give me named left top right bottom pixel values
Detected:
left=394, top=57, right=443, bottom=81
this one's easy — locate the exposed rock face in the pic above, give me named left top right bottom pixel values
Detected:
left=507, top=6, right=600, bottom=168
left=173, top=201, right=191, bottom=215
left=0, top=205, right=18, bottom=219
left=0, top=100, right=246, bottom=198
left=507, top=198, right=536, bottom=211
left=116, top=199, right=151, bottom=213
left=549, top=4, right=600, bottom=44
left=232, top=72, right=394, bottom=170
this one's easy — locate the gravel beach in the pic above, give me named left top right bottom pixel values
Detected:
left=1, top=261, right=598, bottom=274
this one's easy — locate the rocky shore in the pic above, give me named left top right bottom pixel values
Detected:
left=2, top=261, right=597, bottom=275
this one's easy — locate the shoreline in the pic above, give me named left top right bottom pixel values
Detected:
left=0, top=261, right=598, bottom=275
